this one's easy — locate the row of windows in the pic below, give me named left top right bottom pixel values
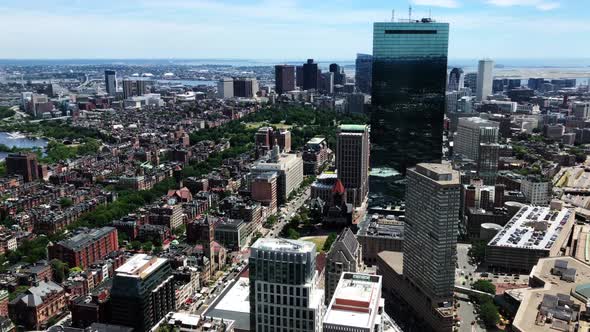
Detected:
left=256, top=305, right=314, bottom=319
left=257, top=283, right=309, bottom=297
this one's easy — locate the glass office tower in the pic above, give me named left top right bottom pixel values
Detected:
left=370, top=19, right=449, bottom=204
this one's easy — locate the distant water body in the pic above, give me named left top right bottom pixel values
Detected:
left=156, top=79, right=216, bottom=87
left=0, top=132, right=47, bottom=160
left=0, top=58, right=589, bottom=68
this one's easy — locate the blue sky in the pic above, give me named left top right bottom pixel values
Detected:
left=0, top=0, right=588, bottom=60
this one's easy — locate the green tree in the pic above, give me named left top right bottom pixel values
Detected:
left=173, top=224, right=186, bottom=237
left=142, top=241, right=153, bottom=252
left=70, top=266, right=83, bottom=274
left=472, top=279, right=496, bottom=295
left=59, top=197, right=73, bottom=208
left=264, top=215, right=278, bottom=228
left=323, top=232, right=337, bottom=251
left=77, top=138, right=101, bottom=155
left=479, top=300, right=500, bottom=327
left=130, top=241, right=141, bottom=251
left=50, top=259, right=69, bottom=283
left=287, top=228, right=300, bottom=239
left=468, top=240, right=487, bottom=264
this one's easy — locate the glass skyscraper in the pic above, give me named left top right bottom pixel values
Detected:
left=370, top=19, right=450, bottom=203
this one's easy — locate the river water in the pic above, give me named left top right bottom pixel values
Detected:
left=0, top=132, right=48, bottom=160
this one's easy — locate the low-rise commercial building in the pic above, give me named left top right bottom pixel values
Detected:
left=322, top=273, right=384, bottom=332
left=356, top=212, right=403, bottom=266
left=511, top=256, right=590, bottom=332
left=486, top=205, right=575, bottom=272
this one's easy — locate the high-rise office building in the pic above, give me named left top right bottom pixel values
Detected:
left=122, top=79, right=134, bottom=99
left=324, top=228, right=362, bottom=305
left=322, top=273, right=384, bottom=332
left=329, top=63, right=346, bottom=86
left=249, top=238, right=324, bottom=332
left=296, top=65, right=304, bottom=88
left=447, top=67, right=464, bottom=91
left=345, top=93, right=366, bottom=114
left=250, top=150, right=303, bottom=205
left=336, top=125, right=370, bottom=207
left=573, top=102, right=590, bottom=120
left=104, top=70, right=117, bottom=96
left=6, top=152, right=39, bottom=182
left=109, top=254, right=175, bottom=332
left=303, top=59, right=319, bottom=90
left=217, top=78, right=234, bottom=99
left=320, top=72, right=334, bottom=94
left=233, top=78, right=258, bottom=98
left=275, top=65, right=296, bottom=95
left=355, top=54, right=373, bottom=94
left=477, top=143, right=500, bottom=184
left=464, top=72, right=478, bottom=92
left=370, top=19, right=449, bottom=203
left=454, top=117, right=499, bottom=160
left=405, top=163, right=460, bottom=306
left=122, top=79, right=149, bottom=99
left=476, top=59, right=494, bottom=101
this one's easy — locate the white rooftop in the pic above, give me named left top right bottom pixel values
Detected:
left=214, top=278, right=250, bottom=313
left=115, top=254, right=168, bottom=279
left=307, top=137, right=326, bottom=145
left=488, top=206, right=574, bottom=250
left=251, top=238, right=315, bottom=253
left=323, top=273, right=382, bottom=329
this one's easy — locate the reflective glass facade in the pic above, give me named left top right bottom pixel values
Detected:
left=370, top=21, right=449, bottom=203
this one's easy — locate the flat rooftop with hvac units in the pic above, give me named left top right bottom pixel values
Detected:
left=511, top=256, right=590, bottom=332
left=486, top=204, right=575, bottom=273
left=323, top=273, right=384, bottom=332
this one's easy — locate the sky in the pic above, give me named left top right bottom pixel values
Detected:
left=0, top=0, right=588, bottom=61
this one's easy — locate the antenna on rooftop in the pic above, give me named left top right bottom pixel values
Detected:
left=391, top=9, right=395, bottom=22
left=409, top=5, right=412, bottom=21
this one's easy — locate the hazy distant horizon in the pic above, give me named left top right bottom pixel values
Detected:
left=0, top=58, right=589, bottom=68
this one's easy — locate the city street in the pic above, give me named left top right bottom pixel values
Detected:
left=456, top=243, right=478, bottom=286
left=456, top=298, right=486, bottom=332
left=269, top=187, right=311, bottom=238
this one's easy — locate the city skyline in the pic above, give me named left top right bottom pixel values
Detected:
left=0, top=0, right=589, bottom=60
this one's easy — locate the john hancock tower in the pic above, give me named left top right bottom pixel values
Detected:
left=370, top=18, right=449, bottom=203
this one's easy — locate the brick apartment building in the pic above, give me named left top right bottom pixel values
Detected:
left=48, top=227, right=119, bottom=269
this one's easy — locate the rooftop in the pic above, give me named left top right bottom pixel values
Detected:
left=324, top=273, right=383, bottom=329
left=357, top=213, right=404, bottom=239
left=58, top=226, right=116, bottom=251
left=114, top=254, right=167, bottom=279
left=339, top=124, right=368, bottom=132
left=306, top=137, right=326, bottom=145
left=488, top=206, right=574, bottom=250
left=513, top=256, right=590, bottom=332
left=414, top=163, right=459, bottom=185
left=205, top=277, right=250, bottom=331
left=250, top=238, right=316, bottom=253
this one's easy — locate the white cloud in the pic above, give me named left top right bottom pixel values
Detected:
left=412, top=0, right=461, bottom=8
left=486, top=0, right=560, bottom=10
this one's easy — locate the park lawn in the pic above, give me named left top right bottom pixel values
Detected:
left=300, top=236, right=328, bottom=253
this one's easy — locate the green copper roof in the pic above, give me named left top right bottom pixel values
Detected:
left=339, top=124, right=367, bottom=132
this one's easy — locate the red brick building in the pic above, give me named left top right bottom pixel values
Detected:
left=48, top=227, right=118, bottom=269
left=8, top=281, right=67, bottom=330
left=251, top=172, right=278, bottom=214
